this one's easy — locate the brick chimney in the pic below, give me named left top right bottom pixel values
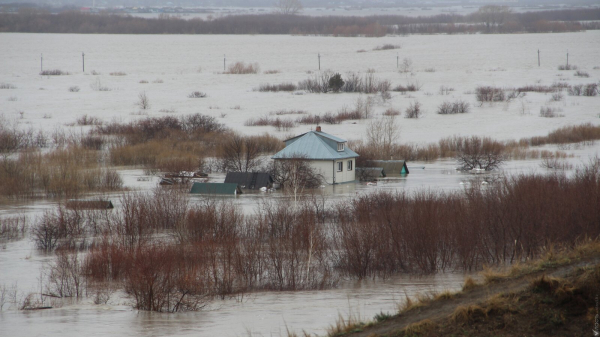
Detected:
left=316, top=126, right=322, bottom=132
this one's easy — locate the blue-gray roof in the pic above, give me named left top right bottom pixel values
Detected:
left=272, top=131, right=359, bottom=160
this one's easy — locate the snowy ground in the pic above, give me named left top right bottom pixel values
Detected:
left=0, top=31, right=599, bottom=336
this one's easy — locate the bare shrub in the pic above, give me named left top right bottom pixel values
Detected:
left=40, top=69, right=68, bottom=76
left=244, top=116, right=296, bottom=131
left=383, top=108, right=401, bottom=116
left=68, top=86, right=80, bottom=92
left=0, top=83, right=16, bottom=89
left=568, top=84, right=583, bottom=96
left=550, top=92, right=564, bottom=102
left=76, top=114, right=102, bottom=126
left=257, top=83, right=297, bottom=92
left=356, top=49, right=367, bottom=53
left=45, top=250, right=85, bottom=298
left=540, top=156, right=573, bottom=170
left=80, top=135, right=104, bottom=150
left=263, top=69, right=280, bottom=74
left=152, top=79, right=163, bottom=83
left=136, top=91, right=150, bottom=110
left=405, top=101, right=422, bottom=119
left=558, top=64, right=577, bottom=70
left=539, top=106, right=564, bottom=118
left=456, top=136, right=506, bottom=170
left=270, top=109, right=306, bottom=115
left=218, top=134, right=263, bottom=172
left=475, top=86, right=506, bottom=105
left=109, top=71, right=126, bottom=76
left=0, top=215, right=27, bottom=241
left=437, top=100, right=470, bottom=114
left=373, top=44, right=400, bottom=51
left=399, top=58, right=413, bottom=73
left=139, top=80, right=148, bottom=83
left=574, top=70, right=589, bottom=78
left=423, top=68, right=436, bottom=72
left=90, top=78, right=111, bottom=91
left=583, top=83, right=598, bottom=96
left=225, top=62, right=260, bottom=74
left=7, top=96, right=17, bottom=101
left=188, top=91, right=207, bottom=98
left=438, top=85, right=454, bottom=95
left=393, top=81, right=421, bottom=92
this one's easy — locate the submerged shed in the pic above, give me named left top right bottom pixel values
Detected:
left=356, top=167, right=386, bottom=181
left=190, top=182, right=242, bottom=195
left=224, top=172, right=273, bottom=190
left=369, top=160, right=409, bottom=175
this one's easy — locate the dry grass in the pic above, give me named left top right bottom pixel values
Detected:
left=451, top=304, right=487, bottom=324
left=225, top=62, right=260, bottom=74
left=462, top=277, right=478, bottom=291
left=326, top=313, right=365, bottom=337
left=403, top=319, right=435, bottom=335
left=109, top=71, right=126, bottom=76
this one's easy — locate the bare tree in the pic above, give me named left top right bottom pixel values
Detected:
left=476, top=5, right=512, bottom=31
left=366, top=115, right=400, bottom=159
left=274, top=0, right=303, bottom=15
left=456, top=136, right=506, bottom=171
left=137, top=91, right=150, bottom=110
left=269, top=156, right=322, bottom=202
left=220, top=134, right=262, bottom=172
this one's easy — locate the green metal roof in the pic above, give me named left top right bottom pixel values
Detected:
left=272, top=131, right=359, bottom=160
left=190, top=183, right=241, bottom=195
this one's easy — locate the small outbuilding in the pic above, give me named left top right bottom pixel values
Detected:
left=224, top=172, right=273, bottom=190
left=369, top=160, right=409, bottom=175
left=190, top=182, right=242, bottom=195
left=356, top=167, right=386, bottom=181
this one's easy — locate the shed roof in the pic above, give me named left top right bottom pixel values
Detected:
left=224, top=172, right=273, bottom=190
left=369, top=160, right=409, bottom=175
left=190, top=183, right=242, bottom=195
left=272, top=131, right=358, bottom=160
left=66, top=200, right=114, bottom=210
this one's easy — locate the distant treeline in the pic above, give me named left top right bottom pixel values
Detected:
left=1, top=8, right=599, bottom=35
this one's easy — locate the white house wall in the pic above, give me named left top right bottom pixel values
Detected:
left=309, top=159, right=356, bottom=185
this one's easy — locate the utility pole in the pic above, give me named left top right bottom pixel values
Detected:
left=223, top=54, right=226, bottom=72
left=397, top=53, right=399, bottom=68
left=566, top=50, right=569, bottom=67
left=318, top=53, right=320, bottom=71
left=40, top=54, right=43, bottom=72
left=537, top=49, right=540, bottom=67
left=82, top=52, right=85, bottom=72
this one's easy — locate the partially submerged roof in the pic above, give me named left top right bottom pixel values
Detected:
left=356, top=167, right=386, bottom=178
left=273, top=130, right=359, bottom=160
left=190, top=182, right=242, bottom=195
left=369, top=160, right=409, bottom=175
left=224, top=172, right=273, bottom=190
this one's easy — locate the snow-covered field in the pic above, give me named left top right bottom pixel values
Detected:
left=0, top=31, right=599, bottom=336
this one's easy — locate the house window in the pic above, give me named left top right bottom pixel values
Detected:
left=337, top=162, right=343, bottom=172
left=337, top=143, right=345, bottom=151
left=347, top=160, right=353, bottom=171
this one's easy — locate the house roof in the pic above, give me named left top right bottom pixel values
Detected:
left=224, top=172, right=273, bottom=190
left=272, top=131, right=359, bottom=160
left=190, top=182, right=242, bottom=195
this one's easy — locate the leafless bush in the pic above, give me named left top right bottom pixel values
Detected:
left=583, top=83, right=598, bottom=96
left=373, top=44, right=400, bottom=51
left=392, top=81, right=421, bottom=92
left=152, top=78, right=163, bottom=83
left=405, top=101, right=422, bottom=119
left=188, top=91, right=207, bottom=98
left=475, top=86, right=506, bottom=105
left=455, top=136, right=506, bottom=171
left=264, top=69, right=280, bottom=74
left=423, top=68, right=436, bottom=72
left=76, top=114, right=102, bottom=126
left=7, top=96, right=17, bottom=101
left=225, top=62, right=260, bottom=74
left=399, top=58, right=413, bottom=73
left=40, top=69, right=68, bottom=76
left=80, top=135, right=104, bottom=150
left=356, top=49, right=367, bottom=53
left=270, top=109, right=306, bottom=115
left=539, top=106, right=564, bottom=118
left=0, top=83, right=16, bottom=89
left=383, top=108, right=401, bottom=116
left=574, top=70, right=589, bottom=77
left=558, top=64, right=577, bottom=70
left=437, top=100, right=470, bottom=114
left=438, top=85, right=454, bottom=95
left=540, top=156, right=573, bottom=170
left=68, top=86, right=80, bottom=92
left=109, top=71, right=126, bottom=76
left=568, top=84, right=583, bottom=96
left=136, top=91, right=150, bottom=110
left=0, top=215, right=27, bottom=241
left=244, top=116, right=296, bottom=131
left=257, top=83, right=297, bottom=92
left=45, top=250, right=85, bottom=298
left=550, top=92, right=564, bottom=102
left=139, top=80, right=148, bottom=84
left=90, top=78, right=111, bottom=91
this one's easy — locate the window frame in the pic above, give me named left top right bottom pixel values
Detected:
left=347, top=160, right=353, bottom=171
left=337, top=161, right=343, bottom=172
left=337, top=143, right=345, bottom=151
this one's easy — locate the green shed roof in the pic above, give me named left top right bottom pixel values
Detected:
left=190, top=183, right=242, bottom=195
